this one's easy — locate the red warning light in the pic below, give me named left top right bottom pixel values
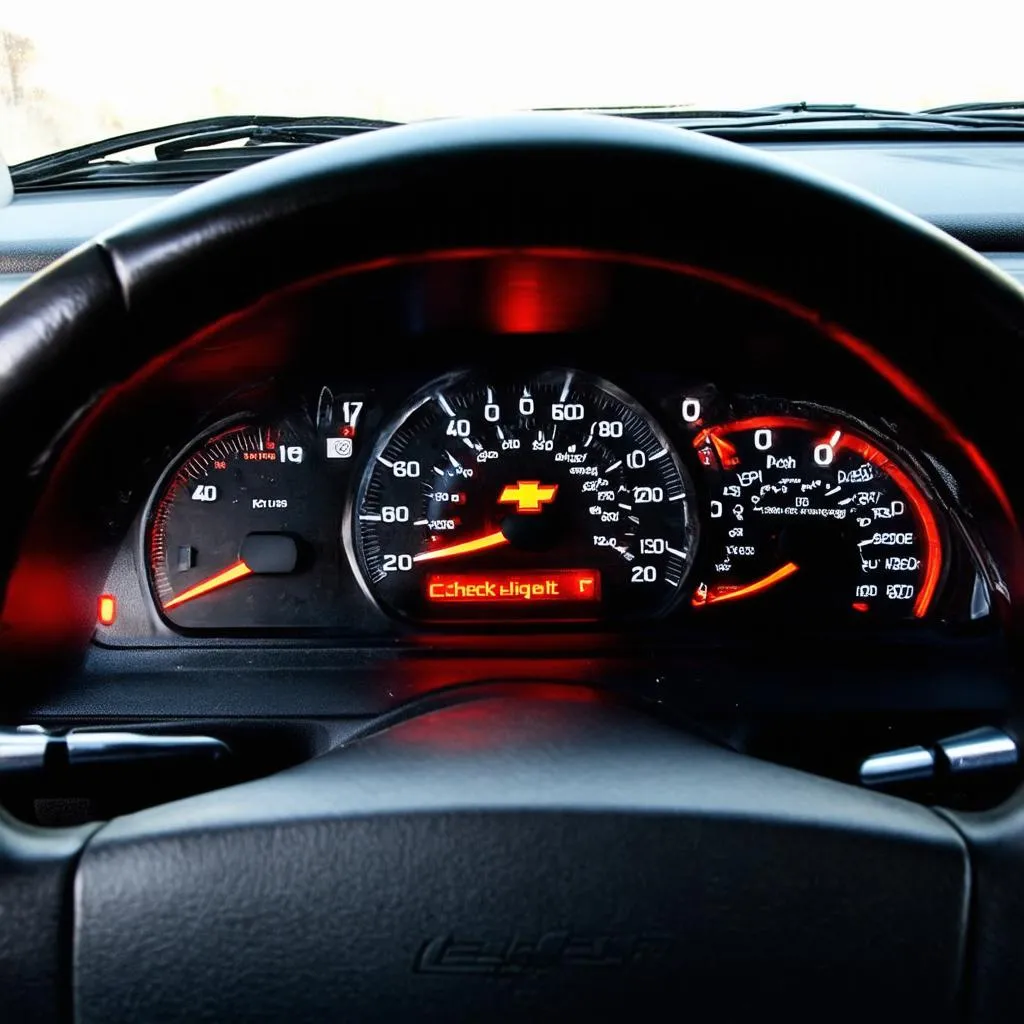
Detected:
left=340, top=425, right=355, bottom=438
left=97, top=594, right=117, bottom=626
left=426, top=570, right=601, bottom=604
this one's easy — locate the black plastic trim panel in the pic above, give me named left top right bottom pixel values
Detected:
left=2, top=641, right=1009, bottom=721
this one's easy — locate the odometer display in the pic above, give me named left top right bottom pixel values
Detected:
left=351, top=370, right=697, bottom=622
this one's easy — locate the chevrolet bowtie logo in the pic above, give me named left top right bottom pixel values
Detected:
left=498, top=480, right=559, bottom=514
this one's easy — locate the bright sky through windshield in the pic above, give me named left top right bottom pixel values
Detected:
left=3, top=0, right=1023, bottom=163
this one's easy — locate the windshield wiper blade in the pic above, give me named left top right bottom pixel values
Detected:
left=592, top=102, right=919, bottom=119
left=572, top=101, right=1024, bottom=133
left=150, top=121, right=382, bottom=158
left=11, top=114, right=400, bottom=187
left=692, top=109, right=1024, bottom=134
left=921, top=100, right=1024, bottom=116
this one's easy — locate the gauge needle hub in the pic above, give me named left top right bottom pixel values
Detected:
left=412, top=530, right=509, bottom=564
left=700, top=562, right=799, bottom=605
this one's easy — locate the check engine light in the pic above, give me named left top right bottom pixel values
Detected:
left=426, top=570, right=601, bottom=603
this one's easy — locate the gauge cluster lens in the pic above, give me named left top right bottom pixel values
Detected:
left=141, top=370, right=954, bottom=635
left=351, top=370, right=698, bottom=621
left=689, top=415, right=942, bottom=620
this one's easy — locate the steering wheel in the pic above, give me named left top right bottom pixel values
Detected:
left=2, top=113, right=1024, bottom=1024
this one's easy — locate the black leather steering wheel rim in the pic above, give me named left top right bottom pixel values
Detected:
left=2, top=112, right=1024, bottom=1023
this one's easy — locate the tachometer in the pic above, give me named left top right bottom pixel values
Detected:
left=350, top=370, right=697, bottom=622
left=690, top=415, right=942, bottom=620
left=147, top=419, right=337, bottom=630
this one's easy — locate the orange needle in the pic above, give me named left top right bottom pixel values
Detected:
left=701, top=562, right=799, bottom=605
left=164, top=559, right=253, bottom=610
left=412, top=530, right=509, bottom=564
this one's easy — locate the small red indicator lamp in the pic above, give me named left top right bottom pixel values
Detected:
left=97, top=594, right=117, bottom=627
left=426, top=570, right=601, bottom=604
left=340, top=425, right=355, bottom=438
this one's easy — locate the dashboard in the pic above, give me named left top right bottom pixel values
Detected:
left=3, top=247, right=1003, bottom=678
left=4, top=142, right=1024, bottom=298
left=0, top=125, right=1020, bottom=743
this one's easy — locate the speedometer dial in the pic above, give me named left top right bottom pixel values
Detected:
left=351, top=370, right=697, bottom=622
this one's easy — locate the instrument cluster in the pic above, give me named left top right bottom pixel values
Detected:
left=95, top=365, right=981, bottom=640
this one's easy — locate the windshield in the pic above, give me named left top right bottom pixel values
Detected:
left=4, top=0, right=1023, bottom=163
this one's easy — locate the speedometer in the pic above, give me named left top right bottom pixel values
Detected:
left=350, top=370, right=698, bottom=622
